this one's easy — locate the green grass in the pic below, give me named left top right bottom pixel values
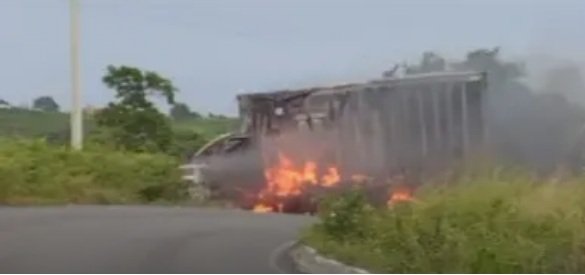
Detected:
left=0, top=109, right=237, bottom=204
left=0, top=108, right=239, bottom=148
left=0, top=138, right=187, bottom=204
left=0, top=108, right=70, bottom=137
left=172, top=117, right=238, bottom=140
left=303, top=170, right=585, bottom=273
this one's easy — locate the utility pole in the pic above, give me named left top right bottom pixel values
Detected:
left=70, top=0, right=83, bottom=150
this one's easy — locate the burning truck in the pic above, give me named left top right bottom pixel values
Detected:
left=184, top=71, right=487, bottom=213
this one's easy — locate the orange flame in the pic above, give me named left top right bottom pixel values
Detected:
left=351, top=174, right=369, bottom=183
left=253, top=203, right=273, bottom=213
left=322, top=167, right=340, bottom=187
left=255, top=152, right=419, bottom=212
left=254, top=152, right=342, bottom=211
left=265, top=152, right=341, bottom=196
left=303, top=161, right=318, bottom=185
left=387, top=186, right=414, bottom=206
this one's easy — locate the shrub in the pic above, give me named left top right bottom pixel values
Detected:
left=166, top=128, right=207, bottom=161
left=304, top=171, right=585, bottom=273
left=315, top=188, right=374, bottom=240
left=0, top=138, right=186, bottom=204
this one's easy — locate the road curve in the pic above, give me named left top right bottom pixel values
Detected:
left=0, top=206, right=313, bottom=273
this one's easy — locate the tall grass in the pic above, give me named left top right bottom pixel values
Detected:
left=0, top=138, right=186, bottom=204
left=304, top=170, right=585, bottom=273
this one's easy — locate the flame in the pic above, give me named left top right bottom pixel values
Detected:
left=387, top=186, right=414, bottom=206
left=255, top=152, right=419, bottom=212
left=254, top=152, right=342, bottom=211
left=265, top=152, right=341, bottom=196
left=253, top=203, right=273, bottom=213
left=351, top=174, right=369, bottom=183
left=322, top=167, right=340, bottom=187
left=303, top=161, right=318, bottom=184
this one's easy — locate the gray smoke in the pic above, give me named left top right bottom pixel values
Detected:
left=197, top=49, right=585, bottom=204
left=480, top=53, right=585, bottom=173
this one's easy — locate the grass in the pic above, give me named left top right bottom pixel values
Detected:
left=172, top=116, right=238, bottom=140
left=0, top=108, right=70, bottom=138
left=0, top=107, right=239, bottom=149
left=0, top=109, right=238, bottom=205
left=303, top=169, right=585, bottom=273
left=0, top=138, right=187, bottom=205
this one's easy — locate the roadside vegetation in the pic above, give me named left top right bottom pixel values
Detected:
left=304, top=168, right=585, bottom=273
left=0, top=65, right=237, bottom=205
left=303, top=48, right=585, bottom=273
left=0, top=138, right=185, bottom=204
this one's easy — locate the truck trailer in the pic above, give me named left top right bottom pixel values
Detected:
left=184, top=71, right=488, bottom=212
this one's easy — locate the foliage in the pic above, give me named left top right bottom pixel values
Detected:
left=102, top=65, right=177, bottom=104
left=33, top=96, right=60, bottom=112
left=0, top=138, right=186, bottom=204
left=304, top=172, right=585, bottom=273
left=0, top=107, right=237, bottom=157
left=316, top=188, right=374, bottom=241
left=173, top=116, right=238, bottom=141
left=0, top=108, right=70, bottom=140
left=167, top=128, right=207, bottom=160
left=95, top=65, right=178, bottom=153
left=170, top=102, right=201, bottom=120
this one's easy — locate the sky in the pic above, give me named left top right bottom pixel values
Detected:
left=0, top=0, right=584, bottom=115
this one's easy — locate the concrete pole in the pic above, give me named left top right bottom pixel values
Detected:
left=70, top=0, right=83, bottom=150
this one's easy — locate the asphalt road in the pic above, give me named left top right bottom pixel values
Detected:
left=0, top=206, right=313, bottom=273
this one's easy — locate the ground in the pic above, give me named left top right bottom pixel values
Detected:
left=0, top=206, right=312, bottom=273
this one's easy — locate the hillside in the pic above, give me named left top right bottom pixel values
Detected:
left=173, top=117, right=239, bottom=139
left=0, top=108, right=70, bottom=138
left=0, top=108, right=238, bottom=144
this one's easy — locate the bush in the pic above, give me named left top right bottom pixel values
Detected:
left=304, top=171, right=585, bottom=273
left=166, top=128, right=208, bottom=161
left=315, top=189, right=374, bottom=240
left=0, top=138, right=186, bottom=204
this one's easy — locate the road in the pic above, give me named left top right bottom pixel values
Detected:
left=0, top=206, right=313, bottom=273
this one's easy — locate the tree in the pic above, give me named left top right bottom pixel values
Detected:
left=0, top=98, right=9, bottom=108
left=33, top=96, right=60, bottom=112
left=207, top=112, right=227, bottom=119
left=170, top=102, right=201, bottom=120
left=95, top=65, right=178, bottom=152
left=167, top=128, right=206, bottom=160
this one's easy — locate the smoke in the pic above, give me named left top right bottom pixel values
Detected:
left=198, top=49, right=585, bottom=207
left=199, top=144, right=265, bottom=203
left=526, top=56, right=585, bottom=104
left=481, top=53, right=585, bottom=173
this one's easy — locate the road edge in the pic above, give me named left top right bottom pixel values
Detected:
left=289, top=243, right=370, bottom=274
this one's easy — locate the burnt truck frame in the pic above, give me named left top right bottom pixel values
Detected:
left=185, top=71, right=487, bottom=206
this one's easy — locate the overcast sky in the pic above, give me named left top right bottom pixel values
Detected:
left=1, top=0, right=584, bottom=115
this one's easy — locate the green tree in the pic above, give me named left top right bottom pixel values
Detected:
left=33, top=96, right=60, bottom=112
left=95, top=65, right=178, bottom=152
left=170, top=102, right=201, bottom=120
